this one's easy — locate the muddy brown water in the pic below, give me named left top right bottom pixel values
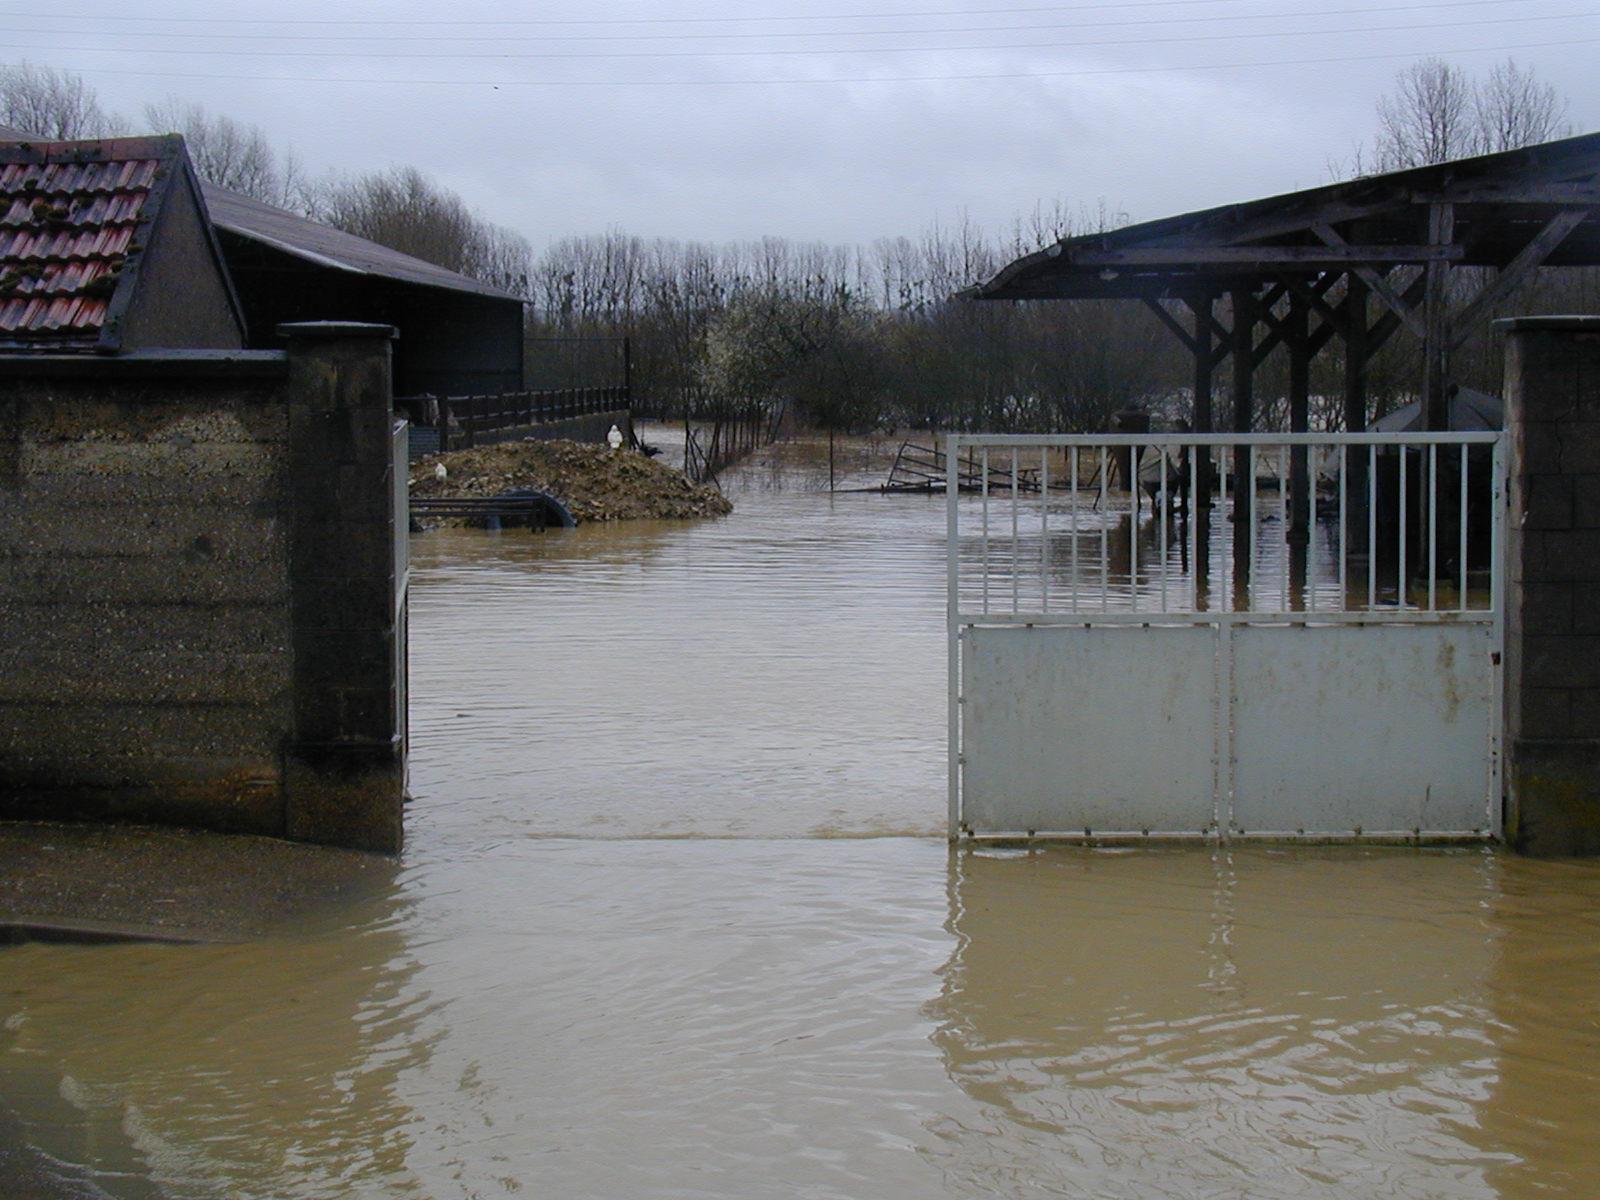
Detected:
left=4, top=444, right=1599, bottom=1198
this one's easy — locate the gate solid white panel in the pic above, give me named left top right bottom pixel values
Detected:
left=947, top=432, right=1504, bottom=842
left=961, top=625, right=1217, bottom=835
left=1229, top=624, right=1494, bottom=837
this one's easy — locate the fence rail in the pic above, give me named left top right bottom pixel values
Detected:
left=947, top=431, right=1504, bottom=625
left=401, top=386, right=631, bottom=454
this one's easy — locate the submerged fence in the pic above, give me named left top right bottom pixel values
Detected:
left=948, top=431, right=1506, bottom=843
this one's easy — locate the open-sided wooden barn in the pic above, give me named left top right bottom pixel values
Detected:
left=970, top=131, right=1600, bottom=435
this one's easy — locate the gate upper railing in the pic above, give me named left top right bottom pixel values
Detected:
left=946, top=431, right=1505, bottom=627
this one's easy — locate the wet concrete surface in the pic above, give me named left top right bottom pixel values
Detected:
left=0, top=820, right=395, bottom=944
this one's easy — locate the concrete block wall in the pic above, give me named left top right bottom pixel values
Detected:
left=0, top=325, right=406, bottom=852
left=1501, top=316, right=1600, bottom=856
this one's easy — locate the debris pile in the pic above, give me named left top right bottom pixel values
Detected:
left=409, top=439, right=732, bottom=525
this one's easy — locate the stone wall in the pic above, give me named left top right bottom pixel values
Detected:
left=1501, top=315, right=1600, bottom=856
left=0, top=324, right=406, bottom=852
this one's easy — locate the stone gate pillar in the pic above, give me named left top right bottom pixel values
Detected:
left=1500, top=316, right=1600, bottom=856
left=281, top=322, right=406, bottom=854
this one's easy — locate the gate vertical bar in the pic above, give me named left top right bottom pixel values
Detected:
left=1131, top=442, right=1140, bottom=614
left=1306, top=442, right=1317, bottom=613
left=981, top=447, right=990, bottom=616
left=1011, top=451, right=1020, bottom=613
left=1248, top=446, right=1258, bottom=611
left=1338, top=446, right=1348, bottom=609
left=1190, top=444, right=1200, bottom=609
left=1220, top=459, right=1231, bottom=611
left=1070, top=447, right=1080, bottom=613
left=1041, top=447, right=1050, bottom=613
left=947, top=434, right=961, bottom=839
left=1399, top=446, right=1409, bottom=609
left=1279, top=444, right=1290, bottom=612
left=1490, top=434, right=1506, bottom=835
left=1100, top=447, right=1109, bottom=613
left=1428, top=444, right=1439, bottom=611
left=1160, top=450, right=1169, bottom=611
left=1368, top=446, right=1378, bottom=609
left=1459, top=443, right=1469, bottom=611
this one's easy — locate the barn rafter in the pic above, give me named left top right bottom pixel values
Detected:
left=967, top=131, right=1600, bottom=434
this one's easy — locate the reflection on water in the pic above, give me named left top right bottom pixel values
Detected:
left=4, top=447, right=1600, bottom=1198
left=934, top=847, right=1509, bottom=1198
left=406, top=472, right=950, bottom=840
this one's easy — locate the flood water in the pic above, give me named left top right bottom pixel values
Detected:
left=5, top=439, right=1600, bottom=1198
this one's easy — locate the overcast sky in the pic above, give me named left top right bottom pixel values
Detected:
left=9, top=1, right=1599, bottom=249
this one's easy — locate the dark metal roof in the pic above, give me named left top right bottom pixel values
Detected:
left=200, top=181, right=521, bottom=303
left=972, top=132, right=1600, bottom=301
left=0, top=138, right=172, bottom=349
left=1370, top=386, right=1503, bottom=433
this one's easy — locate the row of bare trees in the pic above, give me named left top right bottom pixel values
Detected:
left=4, top=56, right=1589, bottom=439
left=524, top=215, right=1183, bottom=438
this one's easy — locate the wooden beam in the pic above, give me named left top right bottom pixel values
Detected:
left=1449, top=208, right=1592, bottom=349
left=1344, top=276, right=1370, bottom=554
left=1288, top=293, right=1311, bottom=544
left=1314, top=222, right=1428, bottom=341
left=1231, top=288, right=1256, bottom=434
left=1366, top=272, right=1429, bottom=356
left=1344, top=275, right=1369, bottom=433
left=1247, top=281, right=1295, bottom=368
left=1408, top=180, right=1600, bottom=205
left=1182, top=294, right=1231, bottom=346
left=1069, top=244, right=1463, bottom=268
left=1231, top=287, right=1255, bottom=593
left=1192, top=295, right=1215, bottom=435
left=1143, top=297, right=1198, bottom=353
left=1134, top=195, right=1412, bottom=250
left=1423, top=202, right=1455, bottom=430
left=1282, top=274, right=1347, bottom=340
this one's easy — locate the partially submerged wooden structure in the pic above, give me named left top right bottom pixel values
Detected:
left=969, top=132, right=1600, bottom=436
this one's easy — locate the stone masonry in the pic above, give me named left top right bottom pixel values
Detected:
left=1501, top=315, right=1600, bottom=856
left=0, top=323, right=406, bottom=853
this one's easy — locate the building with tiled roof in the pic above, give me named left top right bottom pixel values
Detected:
left=1, top=125, right=525, bottom=394
left=0, top=133, right=245, bottom=353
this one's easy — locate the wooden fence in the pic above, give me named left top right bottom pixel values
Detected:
left=401, top=386, right=631, bottom=454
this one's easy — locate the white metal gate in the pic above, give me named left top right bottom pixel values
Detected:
left=947, top=432, right=1504, bottom=842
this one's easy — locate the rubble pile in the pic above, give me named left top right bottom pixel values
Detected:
left=409, top=439, right=732, bottom=525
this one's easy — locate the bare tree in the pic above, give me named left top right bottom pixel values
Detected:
left=313, top=165, right=529, bottom=288
left=0, top=61, right=123, bottom=139
left=1473, top=58, right=1569, bottom=154
left=142, top=97, right=290, bottom=203
left=1375, top=57, right=1475, bottom=169
left=1368, top=56, right=1570, bottom=174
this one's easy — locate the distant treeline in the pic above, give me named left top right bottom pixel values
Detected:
left=5, top=58, right=1595, bottom=434
left=525, top=208, right=1181, bottom=436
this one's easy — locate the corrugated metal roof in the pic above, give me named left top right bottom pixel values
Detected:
left=973, top=131, right=1600, bottom=300
left=0, top=137, right=179, bottom=350
left=201, top=182, right=522, bottom=303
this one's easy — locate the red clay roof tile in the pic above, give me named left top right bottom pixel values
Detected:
left=0, top=137, right=173, bottom=348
